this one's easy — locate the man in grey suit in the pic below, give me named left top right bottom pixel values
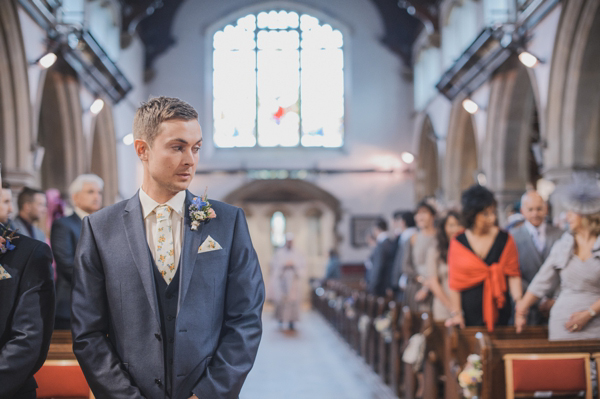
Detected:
left=510, top=190, right=563, bottom=325
left=52, top=174, right=104, bottom=330
left=71, top=97, right=265, bottom=399
left=12, top=187, right=47, bottom=242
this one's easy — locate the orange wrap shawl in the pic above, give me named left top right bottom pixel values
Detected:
left=447, top=234, right=520, bottom=331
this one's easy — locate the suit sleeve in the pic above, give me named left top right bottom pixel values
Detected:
left=192, top=208, right=265, bottom=399
left=51, top=220, right=76, bottom=285
left=71, top=217, right=145, bottom=399
left=0, top=242, right=55, bottom=398
left=368, top=245, right=383, bottom=294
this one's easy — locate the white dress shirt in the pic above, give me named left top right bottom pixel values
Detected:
left=74, top=207, right=89, bottom=220
left=524, top=220, right=547, bottom=253
left=139, top=188, right=186, bottom=269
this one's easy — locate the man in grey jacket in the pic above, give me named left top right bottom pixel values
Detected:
left=510, top=190, right=563, bottom=324
left=71, top=97, right=265, bottom=399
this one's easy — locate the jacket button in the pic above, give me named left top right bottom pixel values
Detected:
left=155, top=378, right=162, bottom=386
left=155, top=333, right=161, bottom=341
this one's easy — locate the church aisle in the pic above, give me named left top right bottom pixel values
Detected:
left=240, top=310, right=398, bottom=399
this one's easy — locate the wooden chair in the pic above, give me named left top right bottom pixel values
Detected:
left=35, top=359, right=94, bottom=399
left=504, top=353, right=592, bottom=399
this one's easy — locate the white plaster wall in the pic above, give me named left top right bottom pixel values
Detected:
left=145, top=0, right=416, bottom=263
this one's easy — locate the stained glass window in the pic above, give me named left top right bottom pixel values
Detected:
left=213, top=10, right=344, bottom=148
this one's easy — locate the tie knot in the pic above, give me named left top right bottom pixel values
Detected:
left=155, top=205, right=172, bottom=221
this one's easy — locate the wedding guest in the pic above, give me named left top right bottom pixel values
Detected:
left=510, top=190, right=562, bottom=325
left=516, top=178, right=600, bottom=340
left=425, top=210, right=463, bottom=322
left=448, top=185, right=522, bottom=331
left=0, top=163, right=55, bottom=399
left=12, top=187, right=47, bottom=242
left=271, top=233, right=305, bottom=330
left=0, top=182, right=15, bottom=229
left=324, top=248, right=341, bottom=280
left=367, top=219, right=397, bottom=297
left=403, top=200, right=436, bottom=313
left=390, top=210, right=416, bottom=299
left=52, top=174, right=104, bottom=330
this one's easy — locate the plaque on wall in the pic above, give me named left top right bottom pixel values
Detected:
left=351, top=216, right=382, bottom=248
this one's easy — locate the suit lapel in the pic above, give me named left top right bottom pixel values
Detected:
left=122, top=192, right=160, bottom=324
left=179, top=191, right=205, bottom=307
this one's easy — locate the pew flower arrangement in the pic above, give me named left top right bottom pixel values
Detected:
left=458, top=354, right=483, bottom=399
left=344, top=297, right=356, bottom=319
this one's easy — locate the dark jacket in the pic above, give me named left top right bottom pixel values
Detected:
left=51, top=213, right=83, bottom=329
left=0, top=228, right=55, bottom=399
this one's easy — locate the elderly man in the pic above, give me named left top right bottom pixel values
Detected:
left=510, top=190, right=563, bottom=324
left=12, top=187, right=47, bottom=242
left=0, top=182, right=15, bottom=229
left=51, top=174, right=104, bottom=330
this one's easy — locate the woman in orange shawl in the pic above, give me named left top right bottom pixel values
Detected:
left=447, top=185, right=523, bottom=331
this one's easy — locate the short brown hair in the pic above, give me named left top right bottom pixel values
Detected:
left=133, top=96, right=198, bottom=146
left=582, top=212, right=600, bottom=236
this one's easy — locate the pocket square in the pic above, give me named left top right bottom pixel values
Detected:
left=0, top=265, right=12, bottom=280
left=198, top=235, right=223, bottom=253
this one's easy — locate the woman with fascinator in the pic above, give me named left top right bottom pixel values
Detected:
left=516, top=175, right=600, bottom=340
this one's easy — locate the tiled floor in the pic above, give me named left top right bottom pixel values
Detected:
left=240, top=310, right=398, bottom=399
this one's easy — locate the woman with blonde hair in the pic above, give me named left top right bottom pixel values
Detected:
left=516, top=177, right=600, bottom=340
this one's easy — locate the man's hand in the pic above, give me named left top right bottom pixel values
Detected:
left=189, top=395, right=199, bottom=399
left=514, top=300, right=528, bottom=333
left=538, top=298, right=555, bottom=318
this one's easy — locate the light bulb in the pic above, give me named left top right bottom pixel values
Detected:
left=38, top=53, right=57, bottom=69
left=462, top=98, right=479, bottom=114
left=90, top=99, right=104, bottom=115
left=518, top=51, right=539, bottom=68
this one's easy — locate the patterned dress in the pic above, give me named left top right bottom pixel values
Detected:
left=528, top=233, right=600, bottom=340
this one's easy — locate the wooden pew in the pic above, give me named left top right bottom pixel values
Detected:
left=422, top=319, right=445, bottom=399
left=444, top=326, right=548, bottom=399
left=476, top=333, right=600, bottom=399
left=367, top=296, right=387, bottom=372
left=377, top=300, right=398, bottom=384
left=403, top=309, right=433, bottom=399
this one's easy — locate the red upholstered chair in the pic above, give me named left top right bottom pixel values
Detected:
left=35, top=360, right=94, bottom=399
left=503, top=353, right=592, bottom=399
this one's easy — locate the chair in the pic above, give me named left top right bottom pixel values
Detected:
left=35, top=359, right=94, bottom=399
left=503, top=353, right=592, bottom=399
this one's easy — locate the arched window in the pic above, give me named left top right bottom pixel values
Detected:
left=213, top=10, right=344, bottom=148
left=270, top=211, right=286, bottom=247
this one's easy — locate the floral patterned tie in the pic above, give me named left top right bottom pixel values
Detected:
left=155, top=204, right=176, bottom=284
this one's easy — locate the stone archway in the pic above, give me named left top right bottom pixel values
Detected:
left=224, top=179, right=341, bottom=302
left=546, top=0, right=600, bottom=180
left=0, top=0, right=33, bottom=186
left=37, top=67, right=86, bottom=195
left=415, top=115, right=439, bottom=201
left=91, top=100, right=119, bottom=205
left=444, top=101, right=478, bottom=203
left=484, top=60, right=542, bottom=214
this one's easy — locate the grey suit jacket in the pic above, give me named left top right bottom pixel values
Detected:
left=12, top=217, right=46, bottom=243
left=71, top=191, right=265, bottom=399
left=511, top=224, right=563, bottom=290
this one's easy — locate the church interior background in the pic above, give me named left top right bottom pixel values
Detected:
left=1, top=0, right=600, bottom=397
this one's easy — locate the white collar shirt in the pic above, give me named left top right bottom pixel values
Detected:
left=139, top=188, right=186, bottom=268
left=74, top=207, right=89, bottom=220
left=524, top=220, right=546, bottom=253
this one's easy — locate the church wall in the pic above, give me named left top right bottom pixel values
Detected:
left=145, top=0, right=416, bottom=263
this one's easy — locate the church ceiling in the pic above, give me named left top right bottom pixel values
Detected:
left=119, top=0, right=437, bottom=70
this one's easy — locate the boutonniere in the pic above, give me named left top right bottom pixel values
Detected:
left=0, top=225, right=18, bottom=255
left=189, top=188, right=217, bottom=231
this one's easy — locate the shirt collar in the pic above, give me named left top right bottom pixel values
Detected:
left=524, top=220, right=546, bottom=236
left=376, top=231, right=388, bottom=243
left=139, top=188, right=186, bottom=219
left=74, top=207, right=89, bottom=220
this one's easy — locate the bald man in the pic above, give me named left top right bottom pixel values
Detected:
left=510, top=190, right=563, bottom=324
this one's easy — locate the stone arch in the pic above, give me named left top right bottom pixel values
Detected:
left=225, top=179, right=341, bottom=301
left=484, top=60, right=542, bottom=212
left=444, top=100, right=478, bottom=203
left=546, top=0, right=600, bottom=179
left=0, top=0, right=33, bottom=185
left=415, top=115, right=439, bottom=201
left=37, top=67, right=86, bottom=194
left=91, top=100, right=119, bottom=205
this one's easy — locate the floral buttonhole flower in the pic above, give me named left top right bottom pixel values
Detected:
left=0, top=225, right=18, bottom=255
left=189, top=187, right=217, bottom=231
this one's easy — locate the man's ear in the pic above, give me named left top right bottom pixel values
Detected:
left=134, top=139, right=149, bottom=161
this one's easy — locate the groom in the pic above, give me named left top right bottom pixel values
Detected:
left=71, top=97, right=265, bottom=399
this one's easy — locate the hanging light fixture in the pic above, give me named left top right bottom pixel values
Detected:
left=518, top=51, right=542, bottom=68
left=401, top=151, right=415, bottom=164
left=122, top=133, right=134, bottom=146
left=37, top=52, right=58, bottom=69
left=462, top=98, right=479, bottom=114
left=90, top=98, right=104, bottom=115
